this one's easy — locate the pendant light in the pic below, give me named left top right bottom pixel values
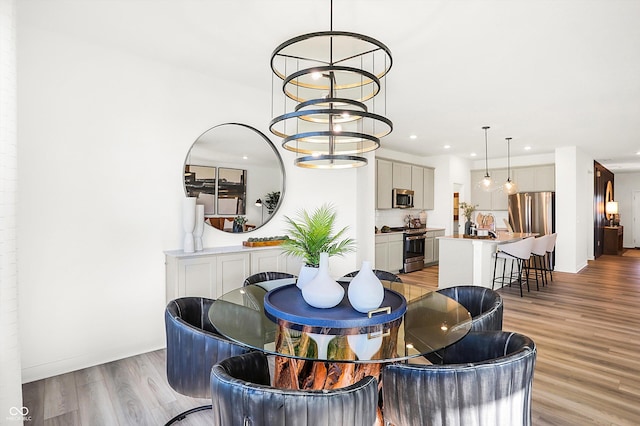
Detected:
left=269, top=0, right=392, bottom=169
left=503, top=137, right=518, bottom=195
left=477, top=126, right=495, bottom=192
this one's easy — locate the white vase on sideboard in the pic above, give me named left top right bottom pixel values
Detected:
left=183, top=197, right=196, bottom=253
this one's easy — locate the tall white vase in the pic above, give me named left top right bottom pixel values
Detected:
left=347, top=260, right=384, bottom=313
left=183, top=197, right=196, bottom=253
left=296, top=265, right=319, bottom=289
left=301, top=253, right=344, bottom=309
left=194, top=204, right=204, bottom=251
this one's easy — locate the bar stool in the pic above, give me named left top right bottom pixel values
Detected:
left=545, top=233, right=558, bottom=282
left=528, top=235, right=551, bottom=290
left=492, top=237, right=535, bottom=297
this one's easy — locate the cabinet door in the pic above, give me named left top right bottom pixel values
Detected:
left=534, top=165, right=555, bottom=191
left=250, top=249, right=283, bottom=273
left=411, top=166, right=424, bottom=210
left=392, top=162, right=412, bottom=189
left=216, top=253, right=250, bottom=296
left=433, top=230, right=445, bottom=262
left=375, top=236, right=390, bottom=271
left=423, top=167, right=435, bottom=210
left=470, top=170, right=492, bottom=210
left=178, top=257, right=217, bottom=299
left=376, top=159, right=393, bottom=209
left=491, top=169, right=509, bottom=210
left=424, top=236, right=435, bottom=264
left=513, top=167, right=535, bottom=192
left=388, top=235, right=405, bottom=273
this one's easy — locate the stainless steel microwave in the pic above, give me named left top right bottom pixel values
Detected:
left=393, top=188, right=414, bottom=208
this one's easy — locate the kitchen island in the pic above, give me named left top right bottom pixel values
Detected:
left=437, top=232, right=537, bottom=289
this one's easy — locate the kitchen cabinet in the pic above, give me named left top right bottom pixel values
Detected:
left=392, top=162, right=412, bottom=190
left=512, top=165, right=555, bottom=192
left=376, top=159, right=393, bottom=209
left=424, top=229, right=445, bottom=265
left=165, top=247, right=303, bottom=302
left=471, top=165, right=555, bottom=211
left=423, top=167, right=435, bottom=210
left=411, top=166, right=424, bottom=209
left=375, top=233, right=404, bottom=272
left=377, top=157, right=435, bottom=210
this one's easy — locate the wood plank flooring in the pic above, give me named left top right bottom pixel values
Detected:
left=22, top=251, right=640, bottom=425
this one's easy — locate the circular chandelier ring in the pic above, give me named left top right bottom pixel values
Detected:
left=294, top=154, right=369, bottom=169
left=282, top=66, right=381, bottom=101
left=271, top=31, right=393, bottom=80
left=281, top=131, right=380, bottom=154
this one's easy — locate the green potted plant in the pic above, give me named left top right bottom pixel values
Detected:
left=264, top=191, right=281, bottom=215
left=281, top=203, right=356, bottom=289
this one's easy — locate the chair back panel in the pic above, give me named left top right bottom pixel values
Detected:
left=211, top=352, right=378, bottom=426
left=383, top=331, right=536, bottom=426
left=165, top=297, right=249, bottom=398
left=436, top=286, right=503, bottom=332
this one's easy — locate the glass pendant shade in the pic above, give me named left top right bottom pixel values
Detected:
left=477, top=126, right=496, bottom=192
left=502, top=137, right=518, bottom=194
left=270, top=1, right=392, bottom=168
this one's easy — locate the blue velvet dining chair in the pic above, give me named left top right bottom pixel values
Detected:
left=210, top=351, right=378, bottom=426
left=164, top=297, right=250, bottom=425
left=383, top=331, right=537, bottom=426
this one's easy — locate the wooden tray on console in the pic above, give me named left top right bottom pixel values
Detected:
left=462, top=235, right=494, bottom=239
left=242, top=240, right=286, bottom=247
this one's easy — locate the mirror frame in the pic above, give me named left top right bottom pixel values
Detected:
left=183, top=122, right=286, bottom=233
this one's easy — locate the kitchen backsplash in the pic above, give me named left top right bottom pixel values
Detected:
left=375, top=208, right=427, bottom=229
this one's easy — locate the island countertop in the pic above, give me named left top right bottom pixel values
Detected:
left=438, top=232, right=537, bottom=244
left=437, top=232, right=538, bottom=289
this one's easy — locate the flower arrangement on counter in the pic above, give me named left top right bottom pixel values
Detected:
left=459, top=202, right=478, bottom=223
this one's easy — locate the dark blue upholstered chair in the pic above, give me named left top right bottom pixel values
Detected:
left=437, top=285, right=503, bottom=331
left=341, top=269, right=403, bottom=282
left=383, top=331, right=537, bottom=426
left=210, top=352, right=378, bottom=426
left=164, top=297, right=249, bottom=425
left=243, top=271, right=297, bottom=287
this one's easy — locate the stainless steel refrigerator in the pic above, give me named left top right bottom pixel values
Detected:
left=508, top=191, right=555, bottom=236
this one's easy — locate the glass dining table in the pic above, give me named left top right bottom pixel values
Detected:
left=209, top=278, right=472, bottom=391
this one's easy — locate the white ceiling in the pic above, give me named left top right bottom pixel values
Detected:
left=19, top=0, right=640, bottom=172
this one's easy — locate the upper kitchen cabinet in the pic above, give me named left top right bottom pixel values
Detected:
left=392, top=162, right=412, bottom=189
left=423, top=167, right=435, bottom=210
left=376, top=158, right=435, bottom=210
left=512, top=165, right=555, bottom=192
left=376, top=159, right=393, bottom=209
left=411, top=166, right=424, bottom=210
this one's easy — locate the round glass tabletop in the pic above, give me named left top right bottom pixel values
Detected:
left=209, top=280, right=472, bottom=364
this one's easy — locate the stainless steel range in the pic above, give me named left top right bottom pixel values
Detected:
left=390, top=227, right=426, bottom=273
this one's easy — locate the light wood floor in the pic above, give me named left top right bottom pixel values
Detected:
left=22, top=251, right=640, bottom=425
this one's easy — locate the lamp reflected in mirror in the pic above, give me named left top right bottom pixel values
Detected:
left=255, top=199, right=265, bottom=225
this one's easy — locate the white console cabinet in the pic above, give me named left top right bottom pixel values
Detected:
left=165, top=246, right=303, bottom=302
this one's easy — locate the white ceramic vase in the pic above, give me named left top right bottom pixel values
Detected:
left=296, top=264, right=319, bottom=289
left=347, top=260, right=384, bottom=313
left=301, top=253, right=344, bottom=309
left=183, top=197, right=196, bottom=253
left=194, top=204, right=204, bottom=251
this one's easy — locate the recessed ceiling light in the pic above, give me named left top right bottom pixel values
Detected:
left=444, top=145, right=451, bottom=149
left=470, top=152, right=477, bottom=157
left=524, top=146, right=532, bottom=151
left=409, top=134, right=417, bottom=140
left=636, top=151, right=640, bottom=155
left=242, top=155, right=248, bottom=160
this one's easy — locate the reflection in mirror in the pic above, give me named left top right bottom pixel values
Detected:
left=217, top=168, right=247, bottom=215
left=184, top=123, right=285, bottom=233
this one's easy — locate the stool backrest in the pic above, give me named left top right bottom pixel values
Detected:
left=531, top=235, right=549, bottom=256
left=499, top=237, right=534, bottom=260
left=546, top=233, right=558, bottom=253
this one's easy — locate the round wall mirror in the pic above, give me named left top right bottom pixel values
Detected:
left=184, top=123, right=285, bottom=233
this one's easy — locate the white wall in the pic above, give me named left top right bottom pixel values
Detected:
left=1, top=0, right=23, bottom=415
left=614, top=172, right=640, bottom=248
left=17, top=21, right=362, bottom=382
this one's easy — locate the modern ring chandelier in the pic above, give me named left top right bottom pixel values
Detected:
left=269, top=0, right=393, bottom=168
